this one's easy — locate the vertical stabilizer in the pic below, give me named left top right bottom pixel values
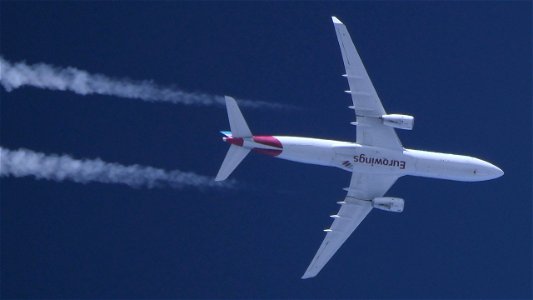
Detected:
left=215, top=145, right=250, bottom=181
left=225, top=96, right=252, bottom=137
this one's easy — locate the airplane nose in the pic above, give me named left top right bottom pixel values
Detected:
left=491, top=165, right=504, bottom=178
left=474, top=161, right=504, bottom=180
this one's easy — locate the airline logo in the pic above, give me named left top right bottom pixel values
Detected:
left=353, top=154, right=406, bottom=169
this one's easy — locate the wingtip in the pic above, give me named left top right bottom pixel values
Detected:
left=331, top=16, right=343, bottom=24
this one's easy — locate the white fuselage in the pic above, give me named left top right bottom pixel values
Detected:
left=233, top=136, right=503, bottom=182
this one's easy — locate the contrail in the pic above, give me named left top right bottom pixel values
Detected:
left=0, top=56, right=286, bottom=109
left=0, top=147, right=234, bottom=190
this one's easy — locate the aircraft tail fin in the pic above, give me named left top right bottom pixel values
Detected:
left=215, top=96, right=252, bottom=181
left=224, top=96, right=252, bottom=137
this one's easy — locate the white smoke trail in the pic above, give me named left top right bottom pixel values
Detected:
left=0, top=56, right=286, bottom=109
left=0, top=147, right=234, bottom=190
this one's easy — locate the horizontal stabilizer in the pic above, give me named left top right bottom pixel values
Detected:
left=215, top=145, right=250, bottom=181
left=225, top=96, right=252, bottom=138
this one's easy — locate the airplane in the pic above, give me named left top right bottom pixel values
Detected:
left=215, top=16, right=503, bottom=279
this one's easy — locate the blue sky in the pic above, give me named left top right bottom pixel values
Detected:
left=1, top=2, right=531, bottom=298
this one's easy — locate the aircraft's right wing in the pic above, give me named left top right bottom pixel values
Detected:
left=301, top=172, right=399, bottom=279
left=331, top=16, right=403, bottom=151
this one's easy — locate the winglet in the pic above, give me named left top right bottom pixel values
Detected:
left=331, top=16, right=343, bottom=24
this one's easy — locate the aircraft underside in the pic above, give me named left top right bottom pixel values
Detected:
left=215, top=16, right=503, bottom=279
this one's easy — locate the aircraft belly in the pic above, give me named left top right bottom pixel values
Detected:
left=274, top=138, right=413, bottom=175
left=277, top=144, right=335, bottom=166
left=274, top=137, right=346, bottom=167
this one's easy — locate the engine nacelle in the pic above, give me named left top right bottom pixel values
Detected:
left=372, top=197, right=404, bottom=213
left=381, top=114, right=414, bottom=130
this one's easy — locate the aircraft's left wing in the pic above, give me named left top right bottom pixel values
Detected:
left=301, top=172, right=399, bottom=279
left=331, top=16, right=403, bottom=151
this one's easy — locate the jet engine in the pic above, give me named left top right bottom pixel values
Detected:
left=381, top=114, right=414, bottom=130
left=372, top=197, right=404, bottom=213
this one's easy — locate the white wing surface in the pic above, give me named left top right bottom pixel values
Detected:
left=331, top=16, right=402, bottom=150
left=215, top=145, right=250, bottom=181
left=302, top=173, right=399, bottom=279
